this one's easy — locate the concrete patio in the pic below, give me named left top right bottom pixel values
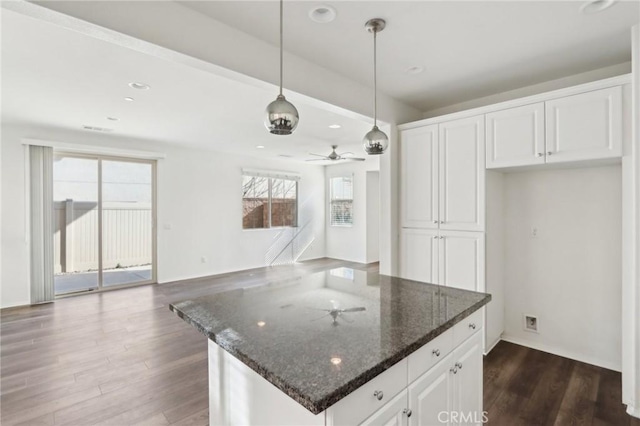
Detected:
left=54, top=265, right=152, bottom=294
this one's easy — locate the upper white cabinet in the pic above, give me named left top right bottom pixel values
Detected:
left=486, top=102, right=545, bottom=168
left=400, top=116, right=485, bottom=232
left=400, top=125, right=439, bottom=228
left=545, top=86, right=622, bottom=163
left=438, top=116, right=485, bottom=232
left=485, top=85, right=623, bottom=169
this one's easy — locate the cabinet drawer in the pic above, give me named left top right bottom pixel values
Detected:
left=453, top=309, right=483, bottom=348
left=407, top=329, right=454, bottom=383
left=327, top=359, right=407, bottom=426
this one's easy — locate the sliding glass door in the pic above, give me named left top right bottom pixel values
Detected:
left=53, top=154, right=156, bottom=295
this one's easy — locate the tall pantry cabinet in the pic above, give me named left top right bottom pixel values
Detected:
left=399, top=115, right=486, bottom=294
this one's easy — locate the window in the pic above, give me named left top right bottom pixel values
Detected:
left=242, top=174, right=298, bottom=229
left=330, top=176, right=353, bottom=226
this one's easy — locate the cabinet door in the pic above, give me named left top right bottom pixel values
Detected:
left=359, top=390, right=408, bottom=426
left=399, top=229, right=438, bottom=283
left=401, top=125, right=439, bottom=229
left=408, top=353, right=454, bottom=426
left=486, top=103, right=545, bottom=168
left=439, top=231, right=485, bottom=292
left=452, top=332, right=483, bottom=426
left=439, top=116, right=485, bottom=232
left=545, top=86, right=622, bottom=163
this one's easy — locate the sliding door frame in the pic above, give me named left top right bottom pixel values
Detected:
left=54, top=151, right=157, bottom=295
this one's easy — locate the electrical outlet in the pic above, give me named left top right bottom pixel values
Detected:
left=524, top=314, right=538, bottom=333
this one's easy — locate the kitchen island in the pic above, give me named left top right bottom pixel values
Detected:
left=170, top=268, right=491, bottom=426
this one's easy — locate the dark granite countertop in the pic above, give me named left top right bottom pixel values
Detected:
left=169, top=268, right=491, bottom=414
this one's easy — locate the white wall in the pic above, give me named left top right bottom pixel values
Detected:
left=325, top=159, right=379, bottom=264
left=0, top=124, right=326, bottom=308
left=366, top=171, right=380, bottom=264
left=502, top=165, right=622, bottom=371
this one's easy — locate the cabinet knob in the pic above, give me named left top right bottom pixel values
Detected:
left=433, top=220, right=438, bottom=224
left=547, top=151, right=553, bottom=156
left=439, top=236, right=444, bottom=239
left=537, top=152, right=544, bottom=157
left=456, top=362, right=463, bottom=370
left=450, top=367, right=458, bottom=374
left=432, top=348, right=441, bottom=357
left=469, top=323, right=476, bottom=330
left=433, top=236, right=438, bottom=239
left=403, top=408, right=413, bottom=418
left=373, top=390, right=384, bottom=401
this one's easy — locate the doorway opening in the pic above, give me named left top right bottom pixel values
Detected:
left=53, top=153, right=156, bottom=295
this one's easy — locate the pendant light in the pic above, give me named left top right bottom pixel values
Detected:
left=363, top=18, right=388, bottom=155
left=264, top=0, right=299, bottom=135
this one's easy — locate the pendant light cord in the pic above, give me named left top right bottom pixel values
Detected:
left=373, top=29, right=378, bottom=127
left=279, top=0, right=284, bottom=96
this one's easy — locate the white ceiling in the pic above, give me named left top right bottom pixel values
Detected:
left=181, top=0, right=639, bottom=111
left=0, top=10, right=376, bottom=165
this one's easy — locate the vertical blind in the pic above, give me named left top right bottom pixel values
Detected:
left=330, top=176, right=354, bottom=226
left=29, top=145, right=55, bottom=304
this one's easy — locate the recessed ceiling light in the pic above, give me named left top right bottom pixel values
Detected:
left=256, top=145, right=265, bottom=149
left=330, top=357, right=342, bottom=365
left=580, top=0, right=616, bottom=14
left=328, top=124, right=341, bottom=129
left=309, top=5, right=337, bottom=23
left=128, top=82, right=150, bottom=90
left=107, top=117, right=119, bottom=121
left=406, top=66, right=425, bottom=75
left=257, top=321, right=266, bottom=327
left=124, top=97, right=135, bottom=102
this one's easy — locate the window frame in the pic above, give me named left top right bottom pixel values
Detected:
left=242, top=174, right=299, bottom=230
left=329, top=175, right=354, bottom=227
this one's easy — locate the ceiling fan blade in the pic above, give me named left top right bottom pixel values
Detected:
left=343, top=157, right=366, bottom=162
left=305, top=158, right=329, bottom=162
left=341, top=307, right=367, bottom=313
left=308, top=153, right=327, bottom=157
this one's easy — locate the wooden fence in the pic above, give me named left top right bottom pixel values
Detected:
left=54, top=200, right=152, bottom=273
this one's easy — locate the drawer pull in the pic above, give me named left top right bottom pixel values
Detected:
left=450, top=367, right=458, bottom=375
left=432, top=348, right=441, bottom=357
left=537, top=152, right=544, bottom=157
left=547, top=151, right=553, bottom=156
left=456, top=362, right=463, bottom=370
left=403, top=408, right=413, bottom=418
left=373, top=390, right=384, bottom=401
left=468, top=323, right=476, bottom=330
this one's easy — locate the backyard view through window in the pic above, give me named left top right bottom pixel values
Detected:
left=330, top=176, right=353, bottom=226
left=242, top=175, right=298, bottom=229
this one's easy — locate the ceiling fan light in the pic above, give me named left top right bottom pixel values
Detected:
left=265, top=94, right=299, bottom=135
left=363, top=125, right=389, bottom=155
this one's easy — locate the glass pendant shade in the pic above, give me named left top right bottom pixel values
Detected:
left=265, top=94, right=299, bottom=135
left=363, top=125, right=389, bottom=155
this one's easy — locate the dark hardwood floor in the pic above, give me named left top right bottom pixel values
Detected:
left=484, top=341, right=640, bottom=426
left=1, top=258, right=637, bottom=426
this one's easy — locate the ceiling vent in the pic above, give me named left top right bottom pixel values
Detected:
left=82, top=125, right=113, bottom=132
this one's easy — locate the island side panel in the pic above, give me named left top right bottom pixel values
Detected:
left=208, top=340, right=325, bottom=426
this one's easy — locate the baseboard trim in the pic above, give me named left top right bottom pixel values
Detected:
left=627, top=405, right=640, bottom=419
left=484, top=336, right=502, bottom=355
left=500, top=335, right=622, bottom=372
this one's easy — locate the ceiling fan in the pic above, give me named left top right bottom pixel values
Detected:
left=306, top=145, right=366, bottom=162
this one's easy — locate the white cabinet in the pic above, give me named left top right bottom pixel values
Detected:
left=485, top=86, right=623, bottom=169
left=399, top=229, right=485, bottom=293
left=399, top=228, right=438, bottom=283
left=486, top=102, right=545, bottom=168
left=359, top=390, right=409, bottom=426
left=545, top=86, right=622, bottom=163
left=408, top=333, right=483, bottom=426
left=439, top=116, right=485, bottom=232
left=401, top=125, right=439, bottom=229
left=439, top=231, right=485, bottom=293
left=408, top=352, right=454, bottom=426
left=400, top=117, right=484, bottom=232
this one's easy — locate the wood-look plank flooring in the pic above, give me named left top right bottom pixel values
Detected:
left=2, top=258, right=638, bottom=426
left=484, top=341, right=640, bottom=426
